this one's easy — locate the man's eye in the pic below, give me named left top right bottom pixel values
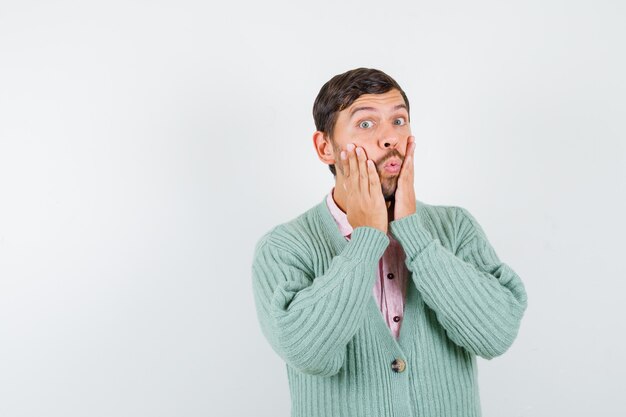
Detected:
left=359, top=120, right=374, bottom=129
left=393, top=117, right=406, bottom=126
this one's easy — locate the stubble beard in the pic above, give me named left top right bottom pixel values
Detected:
left=380, top=175, right=398, bottom=202
left=377, top=149, right=403, bottom=202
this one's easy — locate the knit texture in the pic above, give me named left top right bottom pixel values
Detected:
left=251, top=196, right=528, bottom=417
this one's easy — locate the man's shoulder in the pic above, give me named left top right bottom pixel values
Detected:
left=416, top=199, right=485, bottom=246
left=416, top=198, right=468, bottom=225
left=254, top=200, right=326, bottom=254
left=413, top=199, right=484, bottom=247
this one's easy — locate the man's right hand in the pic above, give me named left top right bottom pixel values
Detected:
left=340, top=143, right=389, bottom=234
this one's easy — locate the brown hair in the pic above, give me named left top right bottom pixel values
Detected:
left=312, top=68, right=410, bottom=176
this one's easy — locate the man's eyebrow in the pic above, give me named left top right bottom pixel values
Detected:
left=349, top=103, right=408, bottom=119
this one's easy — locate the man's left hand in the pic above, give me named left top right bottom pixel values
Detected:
left=393, top=135, right=416, bottom=220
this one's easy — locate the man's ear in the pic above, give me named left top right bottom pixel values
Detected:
left=312, top=131, right=335, bottom=166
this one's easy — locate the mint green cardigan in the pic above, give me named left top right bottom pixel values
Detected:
left=251, top=196, right=528, bottom=417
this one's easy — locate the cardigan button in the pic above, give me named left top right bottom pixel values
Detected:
left=391, top=358, right=406, bottom=373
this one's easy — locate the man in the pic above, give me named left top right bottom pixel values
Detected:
left=251, top=68, right=528, bottom=417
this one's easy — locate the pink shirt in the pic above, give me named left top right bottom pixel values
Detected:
left=326, top=188, right=409, bottom=339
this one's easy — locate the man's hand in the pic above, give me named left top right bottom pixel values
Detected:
left=393, top=136, right=416, bottom=220
left=340, top=143, right=389, bottom=234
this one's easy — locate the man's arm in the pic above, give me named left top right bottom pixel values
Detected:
left=252, top=143, right=390, bottom=377
left=251, top=226, right=389, bottom=377
left=389, top=206, right=528, bottom=360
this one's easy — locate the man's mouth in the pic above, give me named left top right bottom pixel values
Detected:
left=382, top=158, right=402, bottom=174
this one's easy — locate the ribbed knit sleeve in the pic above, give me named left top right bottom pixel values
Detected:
left=389, top=206, right=528, bottom=360
left=251, top=226, right=389, bottom=377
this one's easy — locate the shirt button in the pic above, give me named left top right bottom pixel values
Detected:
left=393, top=316, right=401, bottom=323
left=391, top=358, right=406, bottom=373
left=387, top=273, right=394, bottom=279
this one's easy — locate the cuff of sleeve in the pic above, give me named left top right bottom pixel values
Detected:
left=389, top=213, right=436, bottom=256
left=340, top=226, right=390, bottom=262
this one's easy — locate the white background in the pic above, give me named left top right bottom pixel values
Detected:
left=1, top=1, right=625, bottom=416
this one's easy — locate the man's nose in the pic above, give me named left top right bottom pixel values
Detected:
left=378, top=123, right=400, bottom=149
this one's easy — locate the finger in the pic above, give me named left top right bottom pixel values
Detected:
left=399, top=150, right=414, bottom=185
left=406, top=136, right=415, bottom=176
left=406, top=153, right=414, bottom=182
left=346, top=143, right=359, bottom=191
left=355, top=146, right=369, bottom=195
left=409, top=135, right=416, bottom=157
left=400, top=136, right=415, bottom=173
left=367, top=159, right=382, bottom=196
left=340, top=150, right=349, bottom=178
left=403, top=135, right=414, bottom=158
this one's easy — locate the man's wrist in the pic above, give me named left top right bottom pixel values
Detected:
left=389, top=213, right=435, bottom=255
left=342, top=226, right=390, bottom=261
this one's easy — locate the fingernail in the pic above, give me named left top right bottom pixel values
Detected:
left=347, top=143, right=355, bottom=151
left=340, top=151, right=346, bottom=160
left=356, top=147, right=362, bottom=156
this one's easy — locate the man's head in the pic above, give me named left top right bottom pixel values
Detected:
left=312, top=68, right=412, bottom=201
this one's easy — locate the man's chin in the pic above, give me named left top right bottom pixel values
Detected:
left=382, top=185, right=397, bottom=202
left=381, top=179, right=398, bottom=201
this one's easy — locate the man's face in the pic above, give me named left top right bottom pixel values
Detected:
left=330, top=88, right=412, bottom=201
